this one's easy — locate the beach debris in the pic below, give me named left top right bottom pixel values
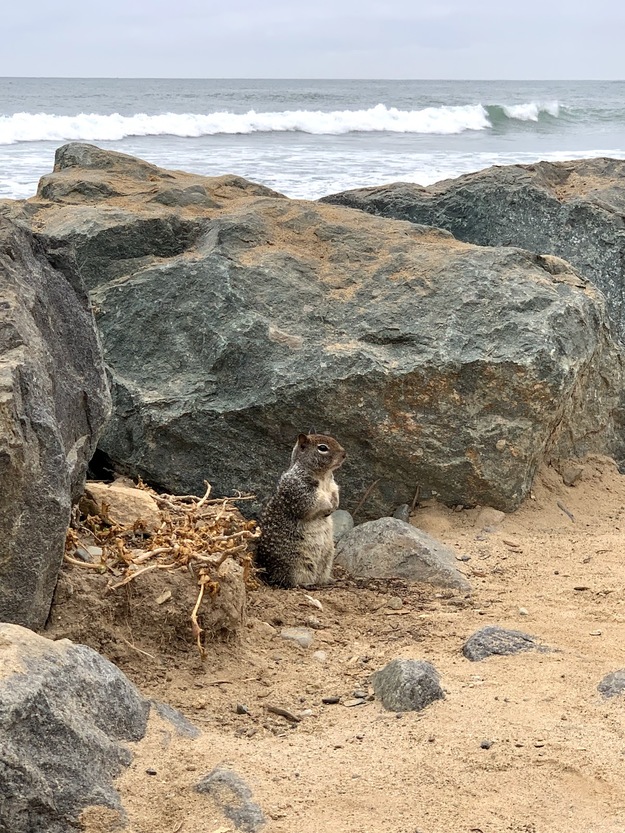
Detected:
left=64, top=479, right=259, bottom=657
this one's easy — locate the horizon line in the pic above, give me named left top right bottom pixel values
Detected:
left=1, top=76, right=623, bottom=83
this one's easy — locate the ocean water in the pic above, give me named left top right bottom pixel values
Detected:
left=1, top=78, right=625, bottom=200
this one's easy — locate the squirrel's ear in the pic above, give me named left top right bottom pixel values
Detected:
left=297, top=432, right=308, bottom=447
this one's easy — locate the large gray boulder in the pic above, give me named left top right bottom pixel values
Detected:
left=0, top=624, right=149, bottom=833
left=0, top=216, right=110, bottom=628
left=321, top=157, right=625, bottom=342
left=2, top=144, right=623, bottom=514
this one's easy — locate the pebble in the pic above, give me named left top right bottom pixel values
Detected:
left=387, top=596, right=403, bottom=610
left=476, top=507, right=506, bottom=528
left=146, top=768, right=157, bottom=775
left=456, top=554, right=471, bottom=562
left=87, top=545, right=103, bottom=557
left=322, top=696, right=341, bottom=705
left=236, top=704, right=250, bottom=715
left=73, top=546, right=92, bottom=562
left=343, top=698, right=367, bottom=707
left=392, top=504, right=411, bottom=523
left=519, top=607, right=529, bottom=616
left=312, top=650, right=328, bottom=663
left=280, top=627, right=314, bottom=648
left=480, top=740, right=494, bottom=750
left=352, top=689, right=367, bottom=698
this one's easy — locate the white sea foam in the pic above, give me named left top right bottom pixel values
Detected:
left=0, top=103, right=493, bottom=144
left=501, top=100, right=560, bottom=121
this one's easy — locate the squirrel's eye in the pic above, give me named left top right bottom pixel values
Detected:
left=317, top=444, right=329, bottom=453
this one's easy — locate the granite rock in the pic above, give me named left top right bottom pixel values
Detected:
left=196, top=767, right=265, bottom=832
left=598, top=670, right=625, bottom=698
left=372, top=658, right=444, bottom=712
left=0, top=216, right=110, bottom=628
left=321, top=157, right=625, bottom=342
left=335, top=517, right=471, bottom=590
left=0, top=624, right=149, bottom=833
left=462, top=625, right=540, bottom=661
left=3, top=145, right=623, bottom=514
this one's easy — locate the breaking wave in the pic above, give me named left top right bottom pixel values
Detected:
left=0, top=100, right=563, bottom=144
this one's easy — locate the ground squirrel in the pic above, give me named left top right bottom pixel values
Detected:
left=256, top=432, right=347, bottom=588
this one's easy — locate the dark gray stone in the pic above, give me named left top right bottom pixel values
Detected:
left=150, top=700, right=201, bottom=738
left=598, top=670, right=625, bottom=698
left=0, top=623, right=149, bottom=833
left=321, top=158, right=625, bottom=343
left=462, top=625, right=539, bottom=661
left=372, top=658, right=444, bottom=712
left=335, top=517, right=471, bottom=590
left=0, top=217, right=110, bottom=628
left=392, top=504, right=411, bottom=522
left=3, top=145, right=623, bottom=515
left=196, top=767, right=265, bottom=832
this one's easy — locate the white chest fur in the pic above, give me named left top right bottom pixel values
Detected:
left=305, top=471, right=340, bottom=520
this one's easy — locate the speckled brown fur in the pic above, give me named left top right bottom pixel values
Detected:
left=255, top=433, right=346, bottom=588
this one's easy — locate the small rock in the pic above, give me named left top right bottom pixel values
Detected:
left=559, top=463, right=585, bottom=487
left=480, top=740, right=494, bottom=749
left=150, top=701, right=202, bottom=739
left=343, top=698, right=367, bottom=707
left=73, top=546, right=92, bottom=562
left=146, top=768, right=157, bottom=775
left=598, top=670, right=625, bottom=698
left=248, top=619, right=276, bottom=638
left=519, top=607, right=529, bottom=616
left=280, top=627, right=313, bottom=649
left=462, top=626, right=540, bottom=661
left=392, top=504, right=411, bottom=523
left=196, top=767, right=265, bottom=832
left=495, top=439, right=507, bottom=452
left=85, top=481, right=161, bottom=533
left=322, top=696, right=341, bottom=705
left=335, top=517, right=471, bottom=590
left=305, top=615, right=323, bottom=629
left=475, top=507, right=506, bottom=529
left=312, top=651, right=328, bottom=663
left=352, top=689, right=367, bottom=699
left=303, top=594, right=323, bottom=611
left=331, top=509, right=354, bottom=542
left=236, top=704, right=250, bottom=715
left=86, top=545, right=103, bottom=557
left=456, top=554, right=471, bottom=562
left=372, top=659, right=444, bottom=712
left=387, top=596, right=403, bottom=610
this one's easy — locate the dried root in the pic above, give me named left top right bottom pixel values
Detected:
left=64, top=479, right=260, bottom=655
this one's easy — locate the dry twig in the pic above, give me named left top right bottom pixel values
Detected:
left=65, top=480, right=260, bottom=656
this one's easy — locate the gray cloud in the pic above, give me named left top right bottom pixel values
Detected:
left=1, top=0, right=623, bottom=78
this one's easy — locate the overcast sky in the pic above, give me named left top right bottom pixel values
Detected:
left=2, top=0, right=623, bottom=79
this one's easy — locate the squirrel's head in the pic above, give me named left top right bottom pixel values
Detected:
left=290, top=432, right=346, bottom=474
